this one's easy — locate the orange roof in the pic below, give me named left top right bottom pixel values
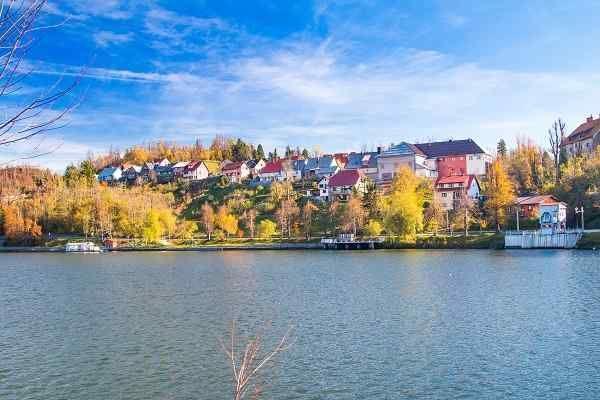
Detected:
left=436, top=175, right=473, bottom=185
left=562, top=116, right=600, bottom=145
left=516, top=195, right=563, bottom=206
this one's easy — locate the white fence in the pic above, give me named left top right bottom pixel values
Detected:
left=504, top=231, right=582, bottom=249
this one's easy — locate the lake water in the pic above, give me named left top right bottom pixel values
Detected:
left=1, top=250, right=600, bottom=399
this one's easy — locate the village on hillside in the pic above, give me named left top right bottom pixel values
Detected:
left=2, top=114, right=600, bottom=249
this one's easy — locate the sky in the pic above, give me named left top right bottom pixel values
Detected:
left=4, top=0, right=600, bottom=170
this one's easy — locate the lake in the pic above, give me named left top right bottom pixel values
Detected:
left=1, top=250, right=599, bottom=399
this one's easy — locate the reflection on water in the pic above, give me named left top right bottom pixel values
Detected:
left=1, top=250, right=599, bottom=399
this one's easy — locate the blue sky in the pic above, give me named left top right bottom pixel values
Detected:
left=5, top=0, right=600, bottom=170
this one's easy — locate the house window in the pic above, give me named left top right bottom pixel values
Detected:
left=477, top=155, right=481, bottom=160
left=441, top=192, right=447, bottom=197
left=469, top=156, right=473, bottom=160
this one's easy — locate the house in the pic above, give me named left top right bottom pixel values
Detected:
left=345, top=152, right=379, bottom=179
left=290, top=159, right=306, bottom=180
left=302, top=155, right=339, bottom=178
left=413, top=139, right=491, bottom=177
left=140, top=162, right=156, bottom=182
left=327, top=170, right=368, bottom=202
left=539, top=201, right=567, bottom=234
left=435, top=175, right=481, bottom=211
left=561, top=115, right=600, bottom=157
left=155, top=158, right=170, bottom=167
left=377, top=142, right=436, bottom=181
left=123, top=165, right=142, bottom=184
left=515, top=195, right=565, bottom=219
left=171, top=161, right=190, bottom=178
left=318, top=176, right=330, bottom=201
left=183, top=160, right=220, bottom=181
left=222, top=161, right=251, bottom=183
left=98, top=166, right=122, bottom=184
left=155, top=165, right=174, bottom=184
left=377, top=139, right=491, bottom=183
left=245, top=159, right=266, bottom=177
left=258, top=160, right=284, bottom=182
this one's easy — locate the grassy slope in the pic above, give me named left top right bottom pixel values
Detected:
left=576, top=232, right=600, bottom=249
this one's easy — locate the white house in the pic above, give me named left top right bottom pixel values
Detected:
left=318, top=176, right=329, bottom=201
left=435, top=175, right=480, bottom=211
left=327, top=170, right=368, bottom=202
left=258, top=160, right=285, bottom=182
left=561, top=115, right=600, bottom=158
left=98, top=166, right=122, bottom=184
left=222, top=161, right=251, bottom=183
left=539, top=202, right=568, bottom=234
left=377, top=142, right=435, bottom=181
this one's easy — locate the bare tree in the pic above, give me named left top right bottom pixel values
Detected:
left=0, top=1, right=79, bottom=159
left=548, top=118, right=567, bottom=184
left=219, top=321, right=292, bottom=400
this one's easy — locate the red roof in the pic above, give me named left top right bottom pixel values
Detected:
left=436, top=175, right=477, bottom=189
left=562, top=116, right=600, bottom=145
left=221, top=161, right=244, bottom=172
left=329, top=170, right=362, bottom=187
left=516, top=195, right=563, bottom=206
left=260, top=160, right=283, bottom=174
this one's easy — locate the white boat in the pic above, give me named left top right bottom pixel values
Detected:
left=65, top=242, right=103, bottom=253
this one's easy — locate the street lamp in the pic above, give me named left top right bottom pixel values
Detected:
left=575, top=206, right=585, bottom=232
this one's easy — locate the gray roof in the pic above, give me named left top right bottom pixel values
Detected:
left=413, top=139, right=485, bottom=158
left=381, top=142, right=424, bottom=157
left=305, top=157, right=319, bottom=170
left=346, top=152, right=378, bottom=169
left=293, top=159, right=306, bottom=171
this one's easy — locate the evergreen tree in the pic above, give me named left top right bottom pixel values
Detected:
left=256, top=144, right=265, bottom=160
left=497, top=139, right=507, bottom=158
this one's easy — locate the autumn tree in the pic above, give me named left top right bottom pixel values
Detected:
left=380, top=166, right=427, bottom=238
left=341, top=196, right=366, bottom=235
left=364, top=219, right=382, bottom=237
left=200, top=202, right=215, bottom=240
left=258, top=219, right=277, bottom=239
left=216, top=206, right=238, bottom=239
left=242, top=209, right=257, bottom=238
left=301, top=201, right=318, bottom=239
left=424, top=197, right=444, bottom=235
left=485, top=158, right=515, bottom=231
left=275, top=199, right=299, bottom=239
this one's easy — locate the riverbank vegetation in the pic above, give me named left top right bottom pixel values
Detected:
left=1, top=130, right=599, bottom=247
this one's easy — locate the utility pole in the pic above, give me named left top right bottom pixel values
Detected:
left=575, top=206, right=585, bottom=232
left=516, top=207, right=520, bottom=232
left=464, top=207, right=469, bottom=237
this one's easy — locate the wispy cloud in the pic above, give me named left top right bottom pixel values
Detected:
left=443, top=13, right=468, bottom=28
left=93, top=31, right=133, bottom=48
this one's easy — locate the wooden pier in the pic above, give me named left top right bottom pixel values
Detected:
left=321, top=234, right=383, bottom=250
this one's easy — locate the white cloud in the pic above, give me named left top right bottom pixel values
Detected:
left=443, top=13, right=468, bottom=28
left=93, top=31, right=133, bottom=48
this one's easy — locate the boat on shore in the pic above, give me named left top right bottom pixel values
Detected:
left=65, top=242, right=103, bottom=253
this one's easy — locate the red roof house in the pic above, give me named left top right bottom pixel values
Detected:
left=435, top=174, right=480, bottom=210
left=326, top=170, right=367, bottom=201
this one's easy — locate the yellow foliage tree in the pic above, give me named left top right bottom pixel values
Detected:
left=380, top=166, right=427, bottom=238
left=485, top=158, right=515, bottom=231
left=258, top=219, right=277, bottom=239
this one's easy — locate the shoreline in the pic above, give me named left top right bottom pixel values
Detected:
left=1, top=244, right=597, bottom=253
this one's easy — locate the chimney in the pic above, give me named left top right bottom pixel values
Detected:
left=587, top=115, right=594, bottom=123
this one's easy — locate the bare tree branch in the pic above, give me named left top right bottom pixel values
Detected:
left=219, top=321, right=293, bottom=400
left=0, top=0, right=79, bottom=158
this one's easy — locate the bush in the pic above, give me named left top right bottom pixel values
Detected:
left=258, top=219, right=277, bottom=239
